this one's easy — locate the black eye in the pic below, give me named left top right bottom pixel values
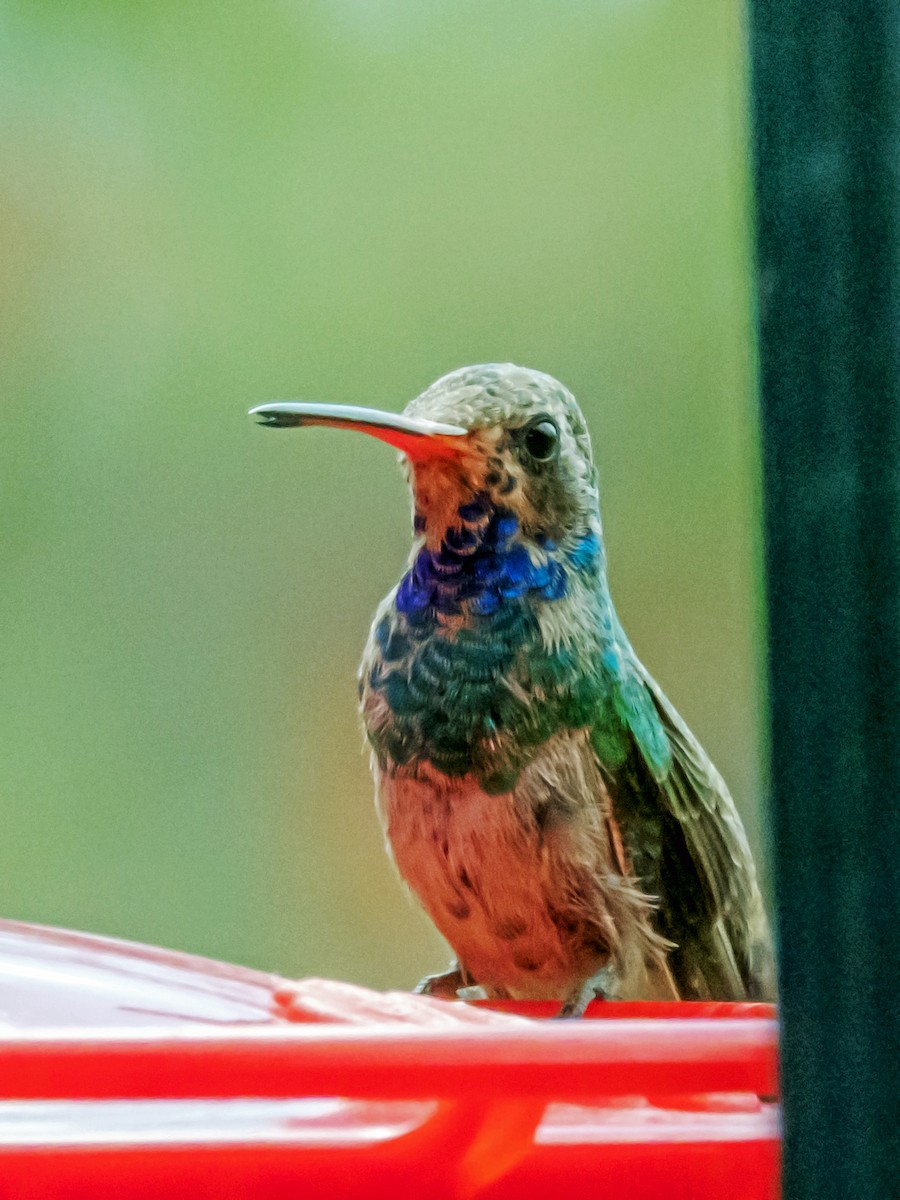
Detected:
left=523, top=418, right=559, bottom=462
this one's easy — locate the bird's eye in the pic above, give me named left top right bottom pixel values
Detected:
left=523, top=418, right=559, bottom=462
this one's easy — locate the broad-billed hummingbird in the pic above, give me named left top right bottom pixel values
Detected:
left=252, top=364, right=774, bottom=1015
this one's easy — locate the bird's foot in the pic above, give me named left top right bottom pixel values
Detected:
left=414, top=962, right=482, bottom=1000
left=555, top=980, right=601, bottom=1019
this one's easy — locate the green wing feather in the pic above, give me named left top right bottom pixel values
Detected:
left=600, top=654, right=776, bottom=1002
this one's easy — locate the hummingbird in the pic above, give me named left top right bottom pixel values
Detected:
left=252, top=364, right=775, bottom=1015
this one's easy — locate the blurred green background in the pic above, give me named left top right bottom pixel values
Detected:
left=0, top=1, right=765, bottom=987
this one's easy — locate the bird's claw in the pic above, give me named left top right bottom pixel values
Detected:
left=555, top=980, right=600, bottom=1019
left=414, top=963, right=471, bottom=1000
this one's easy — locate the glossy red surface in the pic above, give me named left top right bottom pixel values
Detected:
left=0, top=919, right=286, bottom=1028
left=0, top=921, right=780, bottom=1198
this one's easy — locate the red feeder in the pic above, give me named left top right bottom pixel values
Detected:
left=0, top=921, right=779, bottom=1197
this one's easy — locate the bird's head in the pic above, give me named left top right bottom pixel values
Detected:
left=252, top=363, right=601, bottom=549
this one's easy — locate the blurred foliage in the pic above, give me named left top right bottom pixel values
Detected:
left=0, top=0, right=764, bottom=987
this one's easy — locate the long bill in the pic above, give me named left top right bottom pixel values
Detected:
left=249, top=402, right=468, bottom=461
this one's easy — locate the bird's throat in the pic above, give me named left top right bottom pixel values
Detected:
left=361, top=493, right=607, bottom=791
left=398, top=495, right=574, bottom=621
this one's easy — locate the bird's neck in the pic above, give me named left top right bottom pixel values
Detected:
left=362, top=493, right=621, bottom=790
left=396, top=493, right=605, bottom=624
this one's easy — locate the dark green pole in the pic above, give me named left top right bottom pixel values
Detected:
left=747, top=3, right=899, bottom=1196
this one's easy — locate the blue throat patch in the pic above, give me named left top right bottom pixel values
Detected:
left=394, top=496, right=601, bottom=621
left=365, top=495, right=609, bottom=790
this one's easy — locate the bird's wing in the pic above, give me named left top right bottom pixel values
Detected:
left=596, top=653, right=776, bottom=1001
left=512, top=727, right=679, bottom=1000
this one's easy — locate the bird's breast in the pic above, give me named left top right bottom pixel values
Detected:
left=359, top=510, right=610, bottom=792
left=374, top=762, right=612, bottom=1000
